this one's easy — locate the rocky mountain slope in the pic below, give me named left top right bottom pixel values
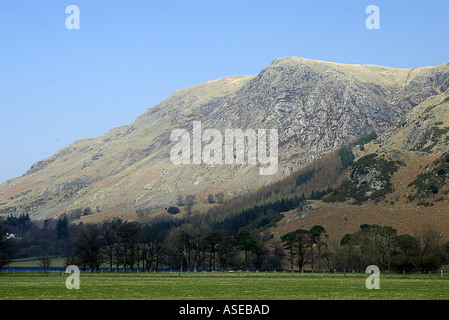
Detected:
left=1, top=57, right=449, bottom=221
left=274, top=89, right=449, bottom=240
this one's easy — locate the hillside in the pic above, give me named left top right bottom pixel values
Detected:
left=272, top=90, right=449, bottom=240
left=1, top=57, right=449, bottom=222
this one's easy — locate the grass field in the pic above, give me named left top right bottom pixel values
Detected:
left=7, top=256, right=66, bottom=268
left=1, top=272, right=449, bottom=300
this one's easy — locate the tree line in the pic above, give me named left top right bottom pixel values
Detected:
left=1, top=212, right=448, bottom=273
left=0, top=214, right=283, bottom=272
left=282, top=223, right=449, bottom=274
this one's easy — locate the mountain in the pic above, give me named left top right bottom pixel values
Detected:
left=1, top=57, right=449, bottom=222
left=272, top=89, right=449, bottom=240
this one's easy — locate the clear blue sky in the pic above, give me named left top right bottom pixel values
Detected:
left=1, top=0, right=448, bottom=183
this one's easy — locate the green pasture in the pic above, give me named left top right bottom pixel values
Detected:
left=1, top=271, right=448, bottom=300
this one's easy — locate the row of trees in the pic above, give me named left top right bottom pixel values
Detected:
left=68, top=219, right=285, bottom=272
left=2, top=211, right=448, bottom=273
left=281, top=224, right=449, bottom=273
left=0, top=215, right=284, bottom=272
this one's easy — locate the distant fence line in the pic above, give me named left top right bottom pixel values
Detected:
left=2, top=266, right=447, bottom=278
left=1, top=267, right=295, bottom=273
left=0, top=267, right=357, bottom=273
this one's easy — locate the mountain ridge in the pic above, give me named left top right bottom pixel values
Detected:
left=1, top=57, right=449, bottom=222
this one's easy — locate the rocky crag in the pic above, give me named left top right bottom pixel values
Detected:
left=1, top=57, right=448, bottom=221
left=274, top=89, right=449, bottom=240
